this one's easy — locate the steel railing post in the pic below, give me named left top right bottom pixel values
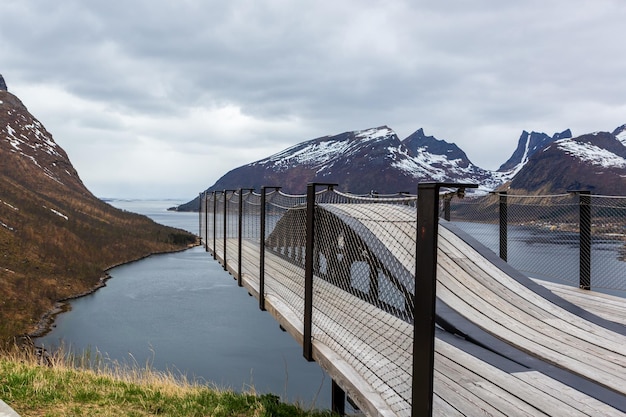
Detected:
left=304, top=182, right=336, bottom=362
left=414, top=182, right=477, bottom=417
left=198, top=191, right=203, bottom=243
left=331, top=379, right=346, bottom=416
left=569, top=190, right=592, bottom=290
left=223, top=190, right=228, bottom=269
left=212, top=191, right=219, bottom=260
left=205, top=192, right=209, bottom=252
left=237, top=189, right=243, bottom=286
left=499, top=191, right=508, bottom=262
left=579, top=191, right=592, bottom=289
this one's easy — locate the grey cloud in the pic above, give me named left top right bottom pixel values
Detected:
left=2, top=0, right=626, bottom=197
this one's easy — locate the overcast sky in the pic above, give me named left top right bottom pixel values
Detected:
left=2, top=1, right=626, bottom=199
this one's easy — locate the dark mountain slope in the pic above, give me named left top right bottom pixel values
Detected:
left=0, top=86, right=196, bottom=342
left=509, top=131, right=626, bottom=194
left=176, top=126, right=497, bottom=210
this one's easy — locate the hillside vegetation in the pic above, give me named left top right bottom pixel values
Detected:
left=0, top=89, right=197, bottom=344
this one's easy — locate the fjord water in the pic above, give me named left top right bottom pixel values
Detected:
left=38, top=199, right=331, bottom=408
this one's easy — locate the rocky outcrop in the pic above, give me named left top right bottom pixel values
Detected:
left=0, top=74, right=7, bottom=91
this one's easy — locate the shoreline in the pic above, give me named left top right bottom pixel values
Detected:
left=26, top=242, right=200, bottom=341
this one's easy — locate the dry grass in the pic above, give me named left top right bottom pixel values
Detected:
left=0, top=346, right=335, bottom=417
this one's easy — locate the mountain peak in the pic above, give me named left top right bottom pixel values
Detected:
left=354, top=125, right=395, bottom=141
left=1, top=90, right=85, bottom=193
left=612, top=123, right=626, bottom=147
left=498, top=129, right=571, bottom=174
left=0, top=74, right=7, bottom=91
left=402, top=128, right=468, bottom=160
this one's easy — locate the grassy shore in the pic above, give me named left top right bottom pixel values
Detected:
left=0, top=347, right=335, bottom=417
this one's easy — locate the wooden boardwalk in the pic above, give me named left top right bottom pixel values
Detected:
left=210, top=203, right=626, bottom=417
left=533, top=279, right=626, bottom=326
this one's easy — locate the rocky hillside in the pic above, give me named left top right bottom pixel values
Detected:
left=0, top=77, right=196, bottom=343
left=509, top=131, right=626, bottom=194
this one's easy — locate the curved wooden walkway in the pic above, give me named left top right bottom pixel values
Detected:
left=213, top=202, right=626, bottom=416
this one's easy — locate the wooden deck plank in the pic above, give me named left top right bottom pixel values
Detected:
left=533, top=279, right=626, bottom=326
left=438, top=228, right=626, bottom=350
left=439, top=227, right=624, bottom=341
left=436, top=264, right=626, bottom=394
left=513, top=370, right=626, bottom=416
left=437, top=250, right=626, bottom=360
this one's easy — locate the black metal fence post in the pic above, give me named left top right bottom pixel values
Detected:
left=414, top=182, right=477, bottom=417
left=304, top=182, right=336, bottom=362
left=223, top=190, right=228, bottom=269
left=499, top=191, right=508, bottom=262
left=205, top=192, right=209, bottom=252
left=259, top=187, right=281, bottom=311
left=579, top=191, right=592, bottom=290
left=331, top=379, right=346, bottom=416
left=569, top=190, right=592, bottom=289
left=212, top=191, right=219, bottom=260
left=198, top=192, right=203, bottom=243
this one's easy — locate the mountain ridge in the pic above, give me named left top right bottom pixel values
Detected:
left=177, top=124, right=626, bottom=211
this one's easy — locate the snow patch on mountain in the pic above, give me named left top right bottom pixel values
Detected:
left=616, top=129, right=626, bottom=147
left=355, top=126, right=394, bottom=141
left=1, top=200, right=18, bottom=211
left=555, top=139, right=626, bottom=169
left=49, top=208, right=69, bottom=220
left=1, top=221, right=15, bottom=231
left=4, top=119, right=60, bottom=158
left=257, top=126, right=396, bottom=171
left=259, top=139, right=351, bottom=171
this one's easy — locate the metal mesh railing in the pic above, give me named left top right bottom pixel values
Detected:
left=201, top=186, right=421, bottom=416
left=448, top=192, right=626, bottom=294
left=199, top=185, right=626, bottom=416
left=310, top=189, right=417, bottom=416
left=590, top=195, right=626, bottom=292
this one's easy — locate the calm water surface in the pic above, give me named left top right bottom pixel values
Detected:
left=38, top=199, right=331, bottom=408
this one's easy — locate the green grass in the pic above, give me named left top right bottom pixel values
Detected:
left=0, top=348, right=336, bottom=417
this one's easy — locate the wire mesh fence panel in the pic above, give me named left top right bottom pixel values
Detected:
left=222, top=192, right=240, bottom=269
left=240, top=191, right=262, bottom=288
left=204, top=192, right=216, bottom=255
left=214, top=192, right=225, bottom=260
left=198, top=182, right=626, bottom=416
left=310, top=190, right=418, bottom=417
left=448, top=194, right=500, bottom=254
left=262, top=190, right=309, bottom=324
left=590, top=195, right=626, bottom=292
left=506, top=194, right=580, bottom=286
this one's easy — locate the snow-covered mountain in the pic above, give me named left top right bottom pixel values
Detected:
left=398, top=128, right=500, bottom=191
left=509, top=131, right=626, bottom=194
left=177, top=123, right=626, bottom=210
